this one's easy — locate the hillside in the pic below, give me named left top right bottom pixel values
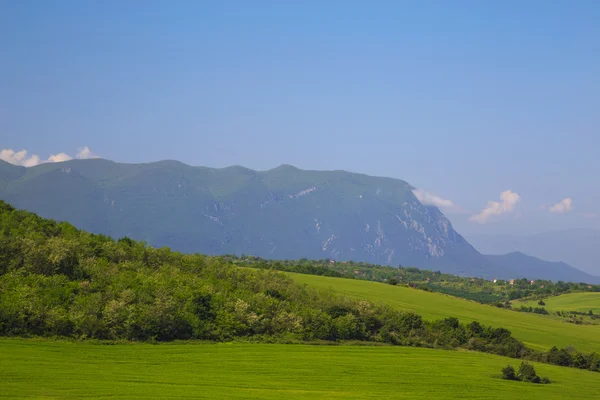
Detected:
left=0, top=159, right=506, bottom=278
left=290, top=273, right=600, bottom=352
left=486, top=252, right=600, bottom=284
left=0, top=200, right=538, bottom=360
left=518, top=293, right=600, bottom=314
left=3, top=340, right=600, bottom=400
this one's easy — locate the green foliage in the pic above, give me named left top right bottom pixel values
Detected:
left=501, top=364, right=517, bottom=380
left=502, top=362, right=550, bottom=384
left=518, top=362, right=538, bottom=382
left=516, top=306, right=549, bottom=315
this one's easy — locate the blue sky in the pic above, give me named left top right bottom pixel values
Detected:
left=1, top=0, right=599, bottom=236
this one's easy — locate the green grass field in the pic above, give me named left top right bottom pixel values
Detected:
left=289, top=273, right=600, bottom=352
left=2, top=339, right=600, bottom=400
left=518, top=292, right=600, bottom=314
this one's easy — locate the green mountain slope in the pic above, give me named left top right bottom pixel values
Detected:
left=0, top=159, right=506, bottom=278
left=290, top=273, right=600, bottom=352
left=518, top=292, right=600, bottom=314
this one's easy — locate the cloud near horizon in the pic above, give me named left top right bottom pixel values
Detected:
left=413, top=189, right=454, bottom=208
left=412, top=189, right=469, bottom=214
left=547, top=198, right=573, bottom=214
left=469, top=190, right=521, bottom=223
left=0, top=147, right=98, bottom=167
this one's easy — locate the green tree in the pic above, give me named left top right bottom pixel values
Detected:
left=517, top=362, right=537, bottom=382
left=501, top=365, right=517, bottom=380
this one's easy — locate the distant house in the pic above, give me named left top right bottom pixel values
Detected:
left=530, top=280, right=535, bottom=285
left=589, top=285, right=593, bottom=289
left=471, top=278, right=476, bottom=282
left=425, top=277, right=430, bottom=282
left=509, top=279, right=515, bottom=285
left=329, top=260, right=336, bottom=264
left=493, top=278, right=497, bottom=283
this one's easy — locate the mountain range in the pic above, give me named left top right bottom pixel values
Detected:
left=486, top=252, right=600, bottom=284
left=0, top=158, right=598, bottom=283
left=468, top=230, right=600, bottom=277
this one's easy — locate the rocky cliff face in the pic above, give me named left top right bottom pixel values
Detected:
left=0, top=159, right=507, bottom=278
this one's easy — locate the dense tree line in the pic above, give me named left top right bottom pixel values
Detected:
left=223, top=256, right=600, bottom=306
left=515, top=306, right=549, bottom=315
left=0, top=201, right=598, bottom=374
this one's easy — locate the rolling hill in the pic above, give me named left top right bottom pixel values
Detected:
left=290, top=273, right=600, bottom=352
left=518, top=292, right=600, bottom=314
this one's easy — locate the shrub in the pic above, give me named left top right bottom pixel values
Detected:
left=518, top=362, right=537, bottom=382
left=501, top=365, right=517, bottom=380
left=501, top=363, right=550, bottom=384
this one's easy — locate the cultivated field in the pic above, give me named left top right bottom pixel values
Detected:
left=518, top=292, right=600, bottom=314
left=289, top=273, right=600, bottom=352
left=2, top=339, right=600, bottom=400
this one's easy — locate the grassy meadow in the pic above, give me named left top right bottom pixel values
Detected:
left=289, top=273, right=600, bottom=352
left=2, top=338, right=600, bottom=400
left=517, top=292, right=600, bottom=314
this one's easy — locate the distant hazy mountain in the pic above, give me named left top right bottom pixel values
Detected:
left=468, top=230, right=600, bottom=276
left=486, top=252, right=600, bottom=284
left=2, top=158, right=598, bottom=284
left=0, top=158, right=510, bottom=278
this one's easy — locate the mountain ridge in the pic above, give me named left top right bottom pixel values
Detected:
left=1, top=158, right=595, bottom=283
left=485, top=251, right=600, bottom=284
left=468, top=230, right=600, bottom=276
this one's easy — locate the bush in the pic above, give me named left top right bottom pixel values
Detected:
left=518, top=362, right=537, bottom=382
left=501, top=365, right=517, bottom=380
left=501, top=362, right=550, bottom=384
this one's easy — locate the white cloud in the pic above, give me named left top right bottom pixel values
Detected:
left=413, top=189, right=469, bottom=215
left=48, top=153, right=73, bottom=163
left=0, top=149, right=41, bottom=167
left=413, top=189, right=454, bottom=209
left=0, top=147, right=98, bottom=167
left=76, top=146, right=98, bottom=160
left=469, top=190, right=521, bottom=223
left=580, top=212, right=598, bottom=219
left=548, top=198, right=573, bottom=214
